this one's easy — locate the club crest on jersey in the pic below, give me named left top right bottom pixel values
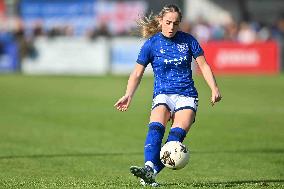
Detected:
left=177, top=43, right=189, bottom=53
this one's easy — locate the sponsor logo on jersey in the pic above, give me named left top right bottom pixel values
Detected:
left=164, top=56, right=187, bottom=66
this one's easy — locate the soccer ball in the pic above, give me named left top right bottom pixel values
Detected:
left=160, top=141, right=190, bottom=170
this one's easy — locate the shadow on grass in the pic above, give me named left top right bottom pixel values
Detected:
left=163, top=179, right=284, bottom=187
left=0, top=152, right=143, bottom=159
left=1, top=148, right=283, bottom=160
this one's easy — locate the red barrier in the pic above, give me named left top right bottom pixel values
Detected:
left=201, top=41, right=280, bottom=74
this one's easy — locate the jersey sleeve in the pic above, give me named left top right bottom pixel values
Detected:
left=189, top=36, right=204, bottom=59
left=136, top=39, right=152, bottom=67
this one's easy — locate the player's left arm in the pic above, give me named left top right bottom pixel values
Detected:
left=195, top=55, right=222, bottom=106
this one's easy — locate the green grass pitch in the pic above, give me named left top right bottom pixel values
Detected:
left=0, top=74, right=283, bottom=188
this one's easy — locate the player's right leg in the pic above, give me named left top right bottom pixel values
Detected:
left=130, top=95, right=171, bottom=186
left=146, top=100, right=171, bottom=173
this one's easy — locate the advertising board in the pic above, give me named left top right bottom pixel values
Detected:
left=202, top=41, right=279, bottom=74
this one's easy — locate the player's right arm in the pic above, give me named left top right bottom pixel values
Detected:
left=115, top=38, right=152, bottom=111
left=114, top=64, right=146, bottom=111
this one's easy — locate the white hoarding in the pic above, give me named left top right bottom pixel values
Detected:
left=22, top=37, right=109, bottom=75
left=110, top=37, right=152, bottom=75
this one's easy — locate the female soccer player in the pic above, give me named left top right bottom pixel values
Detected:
left=114, top=4, right=222, bottom=186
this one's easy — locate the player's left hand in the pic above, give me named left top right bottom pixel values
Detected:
left=211, top=88, right=222, bottom=106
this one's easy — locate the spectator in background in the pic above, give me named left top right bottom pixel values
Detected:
left=211, top=24, right=225, bottom=41
left=47, top=26, right=64, bottom=38
left=237, top=21, right=257, bottom=44
left=272, top=14, right=284, bottom=41
left=256, top=23, right=272, bottom=42
left=191, top=16, right=211, bottom=42
left=13, top=18, right=37, bottom=71
left=86, top=21, right=111, bottom=40
left=62, top=25, right=74, bottom=37
left=31, top=21, right=45, bottom=38
left=223, top=20, right=238, bottom=41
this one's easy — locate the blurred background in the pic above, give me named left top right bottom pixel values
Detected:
left=0, top=0, right=283, bottom=75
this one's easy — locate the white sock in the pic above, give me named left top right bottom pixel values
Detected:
left=145, top=161, right=154, bottom=169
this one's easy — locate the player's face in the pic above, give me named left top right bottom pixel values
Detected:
left=160, top=12, right=180, bottom=38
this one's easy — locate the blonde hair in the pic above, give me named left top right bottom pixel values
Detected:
left=137, top=4, right=182, bottom=38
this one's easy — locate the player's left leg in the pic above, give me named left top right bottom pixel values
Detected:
left=170, top=96, right=198, bottom=133
left=170, top=108, right=196, bottom=133
left=154, top=96, right=198, bottom=174
left=154, top=109, right=195, bottom=174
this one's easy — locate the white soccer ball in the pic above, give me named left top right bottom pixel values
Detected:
left=160, top=141, right=190, bottom=170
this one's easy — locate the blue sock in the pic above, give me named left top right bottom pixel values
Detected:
left=154, top=127, right=187, bottom=173
left=166, top=127, right=187, bottom=143
left=144, top=122, right=165, bottom=170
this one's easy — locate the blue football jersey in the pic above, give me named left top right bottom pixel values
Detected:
left=137, top=31, right=204, bottom=98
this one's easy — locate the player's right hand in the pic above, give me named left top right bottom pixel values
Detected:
left=114, top=95, right=132, bottom=111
